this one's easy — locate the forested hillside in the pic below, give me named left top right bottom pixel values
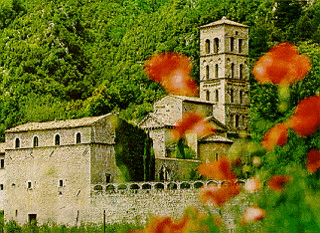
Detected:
left=0, top=0, right=319, bottom=141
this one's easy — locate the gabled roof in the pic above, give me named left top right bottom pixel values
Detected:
left=170, top=95, right=215, bottom=105
left=138, top=113, right=175, bottom=129
left=200, top=17, right=249, bottom=29
left=6, top=114, right=112, bottom=133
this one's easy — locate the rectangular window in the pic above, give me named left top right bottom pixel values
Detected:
left=59, top=180, right=64, bottom=187
left=238, top=39, right=243, bottom=53
left=0, top=159, right=4, bottom=168
left=28, top=214, right=37, bottom=224
left=27, top=182, right=32, bottom=189
left=0, top=184, right=3, bottom=190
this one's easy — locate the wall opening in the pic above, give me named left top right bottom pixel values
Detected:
left=15, top=138, right=20, bottom=148
left=215, top=90, right=219, bottom=102
left=230, top=89, right=234, bottom=103
left=0, top=159, right=4, bottom=169
left=55, top=134, right=60, bottom=146
left=33, top=136, right=39, bottom=148
left=205, top=39, right=210, bottom=54
left=239, top=64, right=243, bottom=79
left=238, top=39, right=243, bottom=53
left=205, top=65, right=209, bottom=80
left=231, top=63, right=234, bottom=79
left=27, top=182, right=32, bottom=189
left=215, top=153, right=219, bottom=161
left=215, top=64, right=218, bottom=79
left=0, top=184, right=3, bottom=190
left=206, top=90, right=210, bottom=101
left=59, top=179, right=64, bottom=187
left=235, top=115, right=240, bottom=128
left=105, top=173, right=111, bottom=183
left=213, top=38, right=219, bottom=53
left=230, top=37, right=234, bottom=52
left=240, top=90, right=243, bottom=104
left=76, top=132, right=81, bottom=144
left=28, top=214, right=37, bottom=224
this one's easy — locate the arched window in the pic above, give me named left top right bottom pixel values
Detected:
left=230, top=89, right=234, bottom=103
left=238, top=39, right=243, bottom=53
left=235, top=115, right=240, bottom=128
left=230, top=37, right=234, bottom=52
left=214, top=38, right=219, bottom=53
left=205, top=39, right=210, bottom=54
left=215, top=64, right=218, bottom=78
left=55, top=134, right=60, bottom=146
left=206, top=65, right=210, bottom=80
left=240, top=90, right=243, bottom=104
left=215, top=90, right=219, bottom=102
left=33, top=136, right=39, bottom=147
left=239, top=64, right=243, bottom=79
left=76, top=132, right=81, bottom=144
left=231, top=63, right=235, bottom=79
left=15, top=138, right=20, bottom=148
left=206, top=90, right=210, bottom=101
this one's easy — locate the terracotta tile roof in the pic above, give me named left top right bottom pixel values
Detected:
left=5, top=114, right=112, bottom=133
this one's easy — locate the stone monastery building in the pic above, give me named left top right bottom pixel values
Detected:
left=0, top=18, right=250, bottom=226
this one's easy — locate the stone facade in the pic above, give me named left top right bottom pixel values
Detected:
left=199, top=17, right=250, bottom=134
left=3, top=114, right=122, bottom=225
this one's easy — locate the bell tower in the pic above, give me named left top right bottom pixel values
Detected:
left=199, top=17, right=250, bottom=135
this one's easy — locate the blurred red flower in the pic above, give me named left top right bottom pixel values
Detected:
left=198, top=156, right=237, bottom=180
left=252, top=42, right=311, bottom=86
left=268, top=175, right=291, bottom=192
left=286, top=95, right=320, bottom=136
left=262, top=123, right=288, bottom=150
left=242, top=206, right=266, bottom=223
left=200, top=183, right=240, bottom=206
left=171, top=111, right=215, bottom=141
left=144, top=52, right=198, bottom=96
left=141, top=215, right=189, bottom=233
left=244, top=178, right=262, bottom=193
left=307, top=149, right=320, bottom=174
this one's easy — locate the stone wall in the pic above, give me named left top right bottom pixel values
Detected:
left=85, top=180, right=249, bottom=230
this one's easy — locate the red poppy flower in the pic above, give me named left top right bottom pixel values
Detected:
left=268, top=175, right=291, bottom=192
left=200, top=183, right=240, bottom=206
left=144, top=52, right=198, bottom=96
left=252, top=43, right=311, bottom=86
left=198, top=156, right=237, bottom=180
left=261, top=123, right=288, bottom=150
left=242, top=206, right=266, bottom=223
left=286, top=95, right=320, bottom=136
left=171, top=111, right=215, bottom=141
left=307, top=149, right=320, bottom=174
left=142, top=215, right=189, bottom=233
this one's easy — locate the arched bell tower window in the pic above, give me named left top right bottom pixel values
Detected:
left=33, top=136, right=39, bottom=147
left=235, top=115, right=240, bottom=128
left=206, top=90, right=210, bottom=101
left=238, top=39, right=243, bottom=53
left=55, top=134, right=60, bottom=146
left=215, top=64, right=218, bottom=78
left=15, top=138, right=20, bottom=148
left=239, top=64, right=243, bottom=79
left=213, top=38, right=219, bottom=53
left=76, top=132, right=81, bottom=144
left=215, top=90, right=219, bottom=102
left=230, top=37, right=234, bottom=52
left=205, top=39, right=210, bottom=54
left=230, top=89, right=234, bottom=103
left=206, top=65, right=210, bottom=80
left=231, top=63, right=235, bottom=79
